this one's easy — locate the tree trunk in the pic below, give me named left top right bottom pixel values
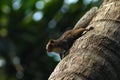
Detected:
left=49, top=0, right=120, bottom=80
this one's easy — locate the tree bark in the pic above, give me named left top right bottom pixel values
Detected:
left=49, top=0, right=120, bottom=80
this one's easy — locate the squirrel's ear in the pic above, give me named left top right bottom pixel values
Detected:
left=49, top=39, right=55, bottom=43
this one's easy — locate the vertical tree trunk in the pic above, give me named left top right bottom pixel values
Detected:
left=49, top=0, right=120, bottom=80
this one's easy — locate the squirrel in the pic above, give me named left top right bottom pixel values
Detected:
left=46, top=7, right=98, bottom=59
left=46, top=27, right=94, bottom=59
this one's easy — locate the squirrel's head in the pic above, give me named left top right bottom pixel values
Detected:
left=46, top=39, right=55, bottom=52
left=46, top=39, right=65, bottom=54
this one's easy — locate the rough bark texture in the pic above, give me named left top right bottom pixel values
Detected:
left=73, top=7, right=98, bottom=29
left=49, top=0, right=120, bottom=80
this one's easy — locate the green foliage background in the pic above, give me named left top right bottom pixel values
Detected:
left=0, top=0, right=102, bottom=80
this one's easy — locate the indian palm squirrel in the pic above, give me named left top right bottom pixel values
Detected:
left=46, top=27, right=93, bottom=59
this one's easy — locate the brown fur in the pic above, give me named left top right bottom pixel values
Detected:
left=46, top=27, right=93, bottom=59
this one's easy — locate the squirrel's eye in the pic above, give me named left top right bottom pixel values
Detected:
left=49, top=44, right=54, bottom=47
